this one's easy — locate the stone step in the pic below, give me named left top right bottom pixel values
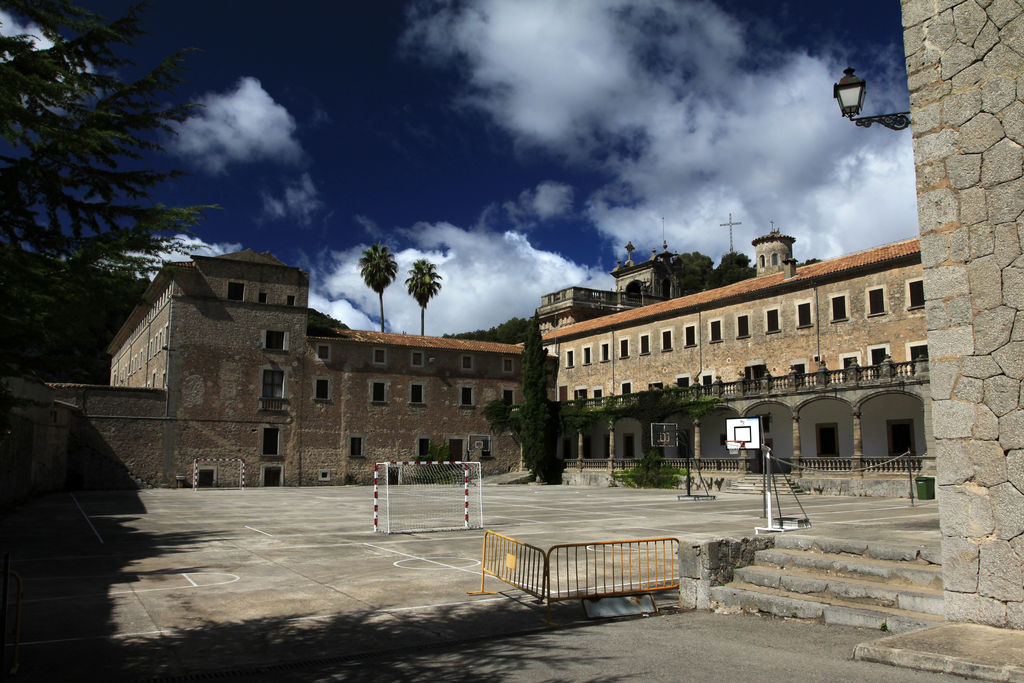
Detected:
left=754, top=548, right=943, bottom=590
left=711, top=583, right=944, bottom=634
left=734, top=565, right=945, bottom=615
left=773, top=534, right=942, bottom=564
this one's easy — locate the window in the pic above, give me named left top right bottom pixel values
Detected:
left=412, top=351, right=425, bottom=367
left=710, top=320, right=722, bottom=342
left=910, top=344, right=929, bottom=360
left=648, top=382, right=663, bottom=390
left=816, top=425, right=838, bottom=456
left=676, top=376, right=690, bottom=388
left=258, top=291, right=267, bottom=303
left=868, top=288, right=886, bottom=315
left=262, top=427, right=279, bottom=456
left=737, top=315, right=749, bottom=338
left=460, top=354, right=473, bottom=370
left=566, top=350, right=575, bottom=368
left=766, top=309, right=780, bottom=333
left=460, top=386, right=474, bottom=406
left=870, top=347, right=889, bottom=365
left=661, top=330, right=672, bottom=351
left=286, top=295, right=295, bottom=306
left=262, top=370, right=284, bottom=398
left=593, top=388, right=603, bottom=399
left=771, top=253, right=778, bottom=266
left=797, top=303, right=812, bottom=327
left=574, top=388, right=588, bottom=399
left=373, top=348, right=386, bottom=365
left=559, top=386, right=568, bottom=401
left=371, top=381, right=386, bottom=403
left=620, top=339, right=629, bottom=358
left=759, top=254, right=765, bottom=268
left=350, top=436, right=363, bottom=458
left=843, top=355, right=859, bottom=368
left=832, top=295, right=847, bottom=321
left=503, top=388, right=515, bottom=404
left=319, top=468, right=331, bottom=482
left=640, top=335, right=650, bottom=354
left=503, top=357, right=513, bottom=373
left=701, top=374, right=713, bottom=386
left=621, top=382, right=632, bottom=394
left=601, top=343, right=610, bottom=362
left=410, top=383, right=424, bottom=404
left=685, top=325, right=696, bottom=347
left=745, top=364, right=767, bottom=380
left=227, top=282, right=244, bottom=301
left=264, top=330, right=286, bottom=350
left=317, top=344, right=330, bottom=360
left=418, top=438, right=431, bottom=457
left=908, top=280, right=925, bottom=309
left=314, top=378, right=330, bottom=400
left=583, top=347, right=592, bottom=365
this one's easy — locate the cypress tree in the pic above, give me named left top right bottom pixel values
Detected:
left=520, top=314, right=557, bottom=482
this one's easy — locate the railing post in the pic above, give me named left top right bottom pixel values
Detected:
left=851, top=411, right=864, bottom=475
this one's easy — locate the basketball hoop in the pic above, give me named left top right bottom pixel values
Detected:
left=726, top=439, right=746, bottom=455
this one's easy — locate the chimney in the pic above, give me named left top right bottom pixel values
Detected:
left=782, top=257, right=797, bottom=278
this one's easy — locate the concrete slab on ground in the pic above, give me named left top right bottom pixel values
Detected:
left=0, top=485, right=941, bottom=681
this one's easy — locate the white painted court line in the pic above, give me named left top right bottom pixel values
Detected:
left=245, top=525, right=274, bottom=536
left=182, top=573, right=198, bottom=587
left=363, top=543, right=481, bottom=575
left=830, top=512, right=940, bottom=525
left=70, top=493, right=104, bottom=544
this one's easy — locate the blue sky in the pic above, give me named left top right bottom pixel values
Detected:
left=3, top=1, right=916, bottom=335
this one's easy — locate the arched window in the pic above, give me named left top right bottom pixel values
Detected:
left=661, top=278, right=671, bottom=297
left=626, top=281, right=643, bottom=295
left=759, top=255, right=765, bottom=268
left=771, top=253, right=778, bottom=266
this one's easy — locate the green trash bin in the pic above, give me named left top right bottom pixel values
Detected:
left=915, top=476, right=935, bottom=500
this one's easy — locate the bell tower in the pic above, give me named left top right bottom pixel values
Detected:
left=752, top=229, right=796, bottom=278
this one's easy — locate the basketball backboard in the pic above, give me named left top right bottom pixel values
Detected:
left=725, top=417, right=762, bottom=450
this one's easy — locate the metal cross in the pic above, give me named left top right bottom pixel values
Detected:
left=719, top=213, right=742, bottom=253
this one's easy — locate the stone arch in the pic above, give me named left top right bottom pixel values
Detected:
left=625, top=280, right=644, bottom=295
left=795, top=396, right=854, bottom=459
left=698, top=405, right=740, bottom=459
left=793, top=394, right=853, bottom=417
left=857, top=390, right=926, bottom=458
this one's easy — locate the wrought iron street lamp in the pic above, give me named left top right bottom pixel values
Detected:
left=833, top=67, right=910, bottom=131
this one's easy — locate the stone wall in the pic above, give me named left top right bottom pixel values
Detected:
left=1, top=378, right=70, bottom=509
left=903, top=0, right=1024, bottom=628
left=678, top=536, right=775, bottom=609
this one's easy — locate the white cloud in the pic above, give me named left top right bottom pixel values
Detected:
left=313, top=223, right=611, bottom=335
left=169, top=77, right=303, bottom=173
left=0, top=9, right=54, bottom=48
left=260, top=173, right=323, bottom=226
left=485, top=180, right=575, bottom=229
left=405, top=0, right=917, bottom=264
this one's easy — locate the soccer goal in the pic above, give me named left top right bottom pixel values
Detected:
left=192, top=458, right=246, bottom=492
left=373, top=461, right=483, bottom=533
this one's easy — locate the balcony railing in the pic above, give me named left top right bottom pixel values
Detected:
left=562, top=455, right=924, bottom=475
left=258, top=396, right=289, bottom=411
left=539, top=287, right=665, bottom=310
left=558, top=358, right=928, bottom=406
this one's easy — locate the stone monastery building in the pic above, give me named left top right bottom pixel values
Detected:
left=538, top=231, right=932, bottom=490
left=59, top=249, right=529, bottom=488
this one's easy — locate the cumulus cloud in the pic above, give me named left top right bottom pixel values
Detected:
left=169, top=77, right=303, bottom=173
left=312, top=223, right=611, bottom=335
left=404, top=0, right=916, bottom=263
left=260, top=173, right=323, bottom=226
left=0, top=9, right=54, bottom=48
left=480, top=180, right=575, bottom=230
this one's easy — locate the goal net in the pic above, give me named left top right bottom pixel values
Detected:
left=374, top=461, right=483, bottom=533
left=193, top=458, right=246, bottom=492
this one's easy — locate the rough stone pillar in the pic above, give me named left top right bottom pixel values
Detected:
left=608, top=420, right=616, bottom=460
left=577, top=430, right=585, bottom=461
left=791, top=415, right=802, bottom=475
left=852, top=410, right=864, bottom=475
left=693, top=421, right=702, bottom=459
left=903, top=0, right=1024, bottom=629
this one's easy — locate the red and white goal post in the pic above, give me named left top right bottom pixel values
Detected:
left=373, top=461, right=483, bottom=534
left=193, top=458, right=246, bottom=492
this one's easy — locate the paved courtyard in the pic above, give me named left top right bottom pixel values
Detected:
left=0, top=484, right=941, bottom=680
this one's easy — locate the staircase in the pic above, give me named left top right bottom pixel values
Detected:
left=726, top=474, right=804, bottom=495
left=711, top=534, right=944, bottom=633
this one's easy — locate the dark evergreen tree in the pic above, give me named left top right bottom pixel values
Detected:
left=446, top=316, right=531, bottom=344
left=0, top=0, right=209, bottom=419
left=674, top=251, right=714, bottom=296
left=519, top=314, right=558, bottom=482
left=707, top=251, right=755, bottom=289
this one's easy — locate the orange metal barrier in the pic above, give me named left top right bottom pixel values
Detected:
left=471, top=532, right=679, bottom=623
left=546, top=538, right=679, bottom=620
left=469, top=530, right=548, bottom=601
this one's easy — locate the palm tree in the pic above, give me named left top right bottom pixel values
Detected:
left=358, top=242, right=397, bottom=332
left=405, top=259, right=443, bottom=336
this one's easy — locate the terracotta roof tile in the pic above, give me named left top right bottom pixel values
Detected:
left=544, top=237, right=920, bottom=342
left=309, top=329, right=525, bottom=354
